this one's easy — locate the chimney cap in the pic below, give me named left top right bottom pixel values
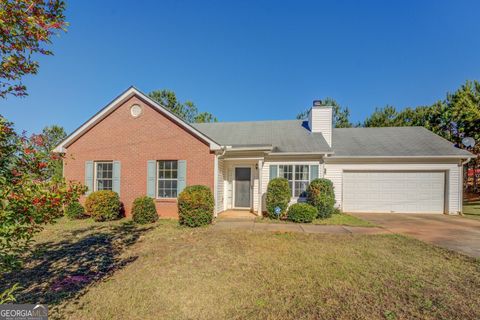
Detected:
left=313, top=100, right=323, bottom=106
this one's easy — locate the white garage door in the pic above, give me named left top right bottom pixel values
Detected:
left=343, top=171, right=445, bottom=214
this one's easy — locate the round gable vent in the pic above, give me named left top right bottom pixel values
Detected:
left=130, top=104, right=143, bottom=118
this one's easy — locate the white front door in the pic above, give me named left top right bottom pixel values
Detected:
left=343, top=171, right=445, bottom=214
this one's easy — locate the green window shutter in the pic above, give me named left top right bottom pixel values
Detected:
left=147, top=160, right=156, bottom=198
left=310, top=165, right=319, bottom=181
left=269, top=165, right=278, bottom=181
left=113, top=161, right=121, bottom=195
left=177, top=160, right=187, bottom=196
left=85, top=161, right=94, bottom=195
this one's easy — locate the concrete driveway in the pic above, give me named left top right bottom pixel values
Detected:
left=351, top=212, right=480, bottom=258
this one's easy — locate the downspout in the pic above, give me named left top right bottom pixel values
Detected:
left=459, top=158, right=471, bottom=215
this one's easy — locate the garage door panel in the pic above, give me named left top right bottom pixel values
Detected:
left=343, top=171, right=445, bottom=214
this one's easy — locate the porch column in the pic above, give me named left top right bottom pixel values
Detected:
left=257, top=159, right=263, bottom=216
left=214, top=154, right=219, bottom=217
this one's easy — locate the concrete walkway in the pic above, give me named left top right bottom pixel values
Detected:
left=351, top=212, right=480, bottom=258
left=212, top=219, right=390, bottom=235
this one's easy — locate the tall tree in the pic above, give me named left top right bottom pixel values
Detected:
left=363, top=105, right=398, bottom=127
left=148, top=89, right=217, bottom=123
left=0, top=0, right=67, bottom=98
left=33, top=125, right=67, bottom=180
left=297, top=98, right=353, bottom=128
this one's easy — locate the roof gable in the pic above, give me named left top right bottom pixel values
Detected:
left=54, top=87, right=221, bottom=152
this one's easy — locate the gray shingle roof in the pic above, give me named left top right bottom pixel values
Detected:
left=192, top=120, right=332, bottom=153
left=332, top=127, right=472, bottom=157
left=193, top=120, right=472, bottom=158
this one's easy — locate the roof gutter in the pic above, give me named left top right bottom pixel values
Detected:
left=328, top=155, right=476, bottom=159
left=225, top=145, right=274, bottom=152
left=269, top=151, right=334, bottom=156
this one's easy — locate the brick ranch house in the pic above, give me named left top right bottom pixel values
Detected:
left=55, top=87, right=474, bottom=218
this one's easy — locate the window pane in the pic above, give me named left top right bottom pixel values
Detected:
left=164, top=170, right=171, bottom=179
left=95, top=162, right=113, bottom=191
left=295, top=181, right=308, bottom=197
left=295, top=165, right=309, bottom=181
left=279, top=165, right=293, bottom=181
left=157, top=160, right=178, bottom=198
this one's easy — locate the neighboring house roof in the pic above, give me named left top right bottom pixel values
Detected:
left=53, top=87, right=222, bottom=152
left=193, top=120, right=333, bottom=154
left=331, top=127, right=473, bottom=158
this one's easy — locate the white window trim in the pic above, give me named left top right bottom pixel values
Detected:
left=156, top=160, right=179, bottom=199
left=94, top=161, right=113, bottom=191
left=278, top=164, right=310, bottom=198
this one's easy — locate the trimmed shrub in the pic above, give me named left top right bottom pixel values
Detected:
left=287, top=203, right=318, bottom=223
left=64, top=201, right=86, bottom=220
left=132, top=196, right=158, bottom=224
left=307, top=178, right=335, bottom=219
left=85, top=190, right=121, bottom=222
left=266, top=178, right=291, bottom=219
left=178, top=185, right=214, bottom=227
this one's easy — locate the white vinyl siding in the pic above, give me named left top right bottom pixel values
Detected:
left=324, top=160, right=462, bottom=214
left=343, top=171, right=445, bottom=213
left=216, top=158, right=225, bottom=213
left=308, top=107, right=332, bottom=146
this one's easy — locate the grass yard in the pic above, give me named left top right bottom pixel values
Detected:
left=2, top=218, right=479, bottom=319
left=256, top=213, right=375, bottom=227
left=463, top=200, right=480, bottom=220
left=312, top=213, right=375, bottom=227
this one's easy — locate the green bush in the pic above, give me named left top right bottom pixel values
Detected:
left=266, top=178, right=291, bottom=219
left=85, top=190, right=122, bottom=222
left=287, top=203, right=318, bottom=223
left=132, top=196, right=158, bottom=224
left=64, top=201, right=86, bottom=220
left=178, top=185, right=214, bottom=227
left=307, top=178, right=335, bottom=219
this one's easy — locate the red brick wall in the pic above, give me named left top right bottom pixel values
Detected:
left=63, top=94, right=215, bottom=218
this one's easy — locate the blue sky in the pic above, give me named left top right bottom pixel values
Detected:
left=2, top=0, right=480, bottom=134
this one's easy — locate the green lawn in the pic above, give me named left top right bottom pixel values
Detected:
left=256, top=213, right=375, bottom=227
left=463, top=200, right=480, bottom=220
left=2, top=218, right=479, bottom=319
left=312, top=213, right=375, bottom=227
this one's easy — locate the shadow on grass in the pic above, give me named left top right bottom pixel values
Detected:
left=1, top=221, right=152, bottom=307
left=464, top=200, right=480, bottom=219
